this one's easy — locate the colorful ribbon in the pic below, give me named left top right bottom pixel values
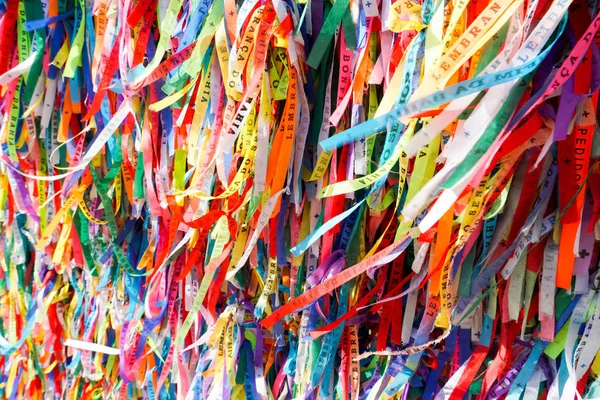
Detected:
left=1, top=0, right=600, bottom=398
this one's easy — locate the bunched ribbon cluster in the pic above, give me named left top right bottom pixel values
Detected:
left=1, top=0, right=600, bottom=398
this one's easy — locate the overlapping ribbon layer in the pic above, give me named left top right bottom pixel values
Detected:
left=0, top=0, right=600, bottom=397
